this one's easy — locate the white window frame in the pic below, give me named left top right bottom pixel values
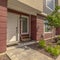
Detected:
left=44, top=20, right=52, bottom=33
left=21, top=15, right=29, bottom=34
left=46, top=0, right=55, bottom=11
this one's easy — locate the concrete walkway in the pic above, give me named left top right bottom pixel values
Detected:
left=6, top=45, right=60, bottom=60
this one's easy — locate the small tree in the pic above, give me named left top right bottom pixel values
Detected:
left=46, top=6, right=60, bottom=40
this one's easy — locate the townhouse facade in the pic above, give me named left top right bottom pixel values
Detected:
left=0, top=0, right=60, bottom=53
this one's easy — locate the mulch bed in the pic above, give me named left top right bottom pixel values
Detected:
left=0, top=54, right=11, bottom=60
left=28, top=43, right=57, bottom=60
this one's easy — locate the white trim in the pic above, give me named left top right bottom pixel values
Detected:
left=18, top=16, right=20, bottom=42
left=44, top=32, right=52, bottom=34
left=46, top=0, right=55, bottom=11
left=21, top=15, right=29, bottom=34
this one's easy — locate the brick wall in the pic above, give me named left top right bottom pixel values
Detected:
left=36, top=14, right=55, bottom=40
left=0, top=0, right=7, bottom=53
left=36, top=15, right=44, bottom=40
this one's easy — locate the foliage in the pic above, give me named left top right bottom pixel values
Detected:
left=45, top=45, right=60, bottom=56
left=51, top=46, right=60, bottom=56
left=39, top=40, right=46, bottom=48
left=52, top=48, right=60, bottom=56
left=55, top=45, right=60, bottom=49
left=46, top=6, right=60, bottom=28
left=45, top=45, right=53, bottom=53
left=38, top=39, right=60, bottom=56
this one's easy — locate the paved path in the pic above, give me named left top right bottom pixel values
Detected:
left=0, top=54, right=10, bottom=60
left=7, top=45, right=60, bottom=60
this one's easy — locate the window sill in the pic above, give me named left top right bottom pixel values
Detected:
left=21, top=33, right=29, bottom=35
left=44, top=32, right=52, bottom=34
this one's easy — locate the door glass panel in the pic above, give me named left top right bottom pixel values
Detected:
left=22, top=17, right=27, bottom=33
left=21, top=17, right=28, bottom=34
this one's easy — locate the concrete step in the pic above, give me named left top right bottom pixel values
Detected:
left=18, top=41, right=37, bottom=47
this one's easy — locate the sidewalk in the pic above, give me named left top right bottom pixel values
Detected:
left=7, top=45, right=55, bottom=60
left=0, top=54, right=10, bottom=60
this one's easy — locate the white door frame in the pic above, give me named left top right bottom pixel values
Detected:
left=20, top=15, right=31, bottom=41
left=21, top=15, right=29, bottom=35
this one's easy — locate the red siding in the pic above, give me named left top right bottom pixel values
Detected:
left=0, top=0, right=7, bottom=53
left=44, top=33, right=52, bottom=39
left=31, top=15, right=37, bottom=40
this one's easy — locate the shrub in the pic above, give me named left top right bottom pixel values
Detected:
left=38, top=39, right=60, bottom=56
left=45, top=45, right=53, bottom=53
left=45, top=45, right=60, bottom=56
left=39, top=40, right=46, bottom=48
left=51, top=47, right=60, bottom=56
left=55, top=45, right=60, bottom=49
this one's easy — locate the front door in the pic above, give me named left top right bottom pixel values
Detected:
left=20, top=15, right=30, bottom=41
left=7, top=12, right=19, bottom=45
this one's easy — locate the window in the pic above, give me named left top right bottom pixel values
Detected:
left=21, top=15, right=29, bottom=34
left=44, top=20, right=52, bottom=33
left=46, top=0, right=55, bottom=11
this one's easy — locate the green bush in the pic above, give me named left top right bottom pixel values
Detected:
left=51, top=47, right=60, bottom=56
left=45, top=45, right=53, bottom=53
left=45, top=45, right=60, bottom=56
left=38, top=39, right=60, bottom=56
left=55, top=45, right=60, bottom=49
left=39, top=40, right=46, bottom=48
